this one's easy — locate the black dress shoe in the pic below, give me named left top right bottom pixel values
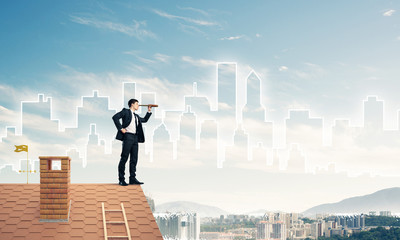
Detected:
left=119, top=181, right=128, bottom=186
left=129, top=178, right=144, bottom=185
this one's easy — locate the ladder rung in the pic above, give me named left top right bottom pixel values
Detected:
left=102, top=202, right=132, bottom=240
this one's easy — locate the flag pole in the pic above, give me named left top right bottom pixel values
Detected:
left=15, top=145, right=33, bottom=184
left=26, top=150, right=28, bottom=184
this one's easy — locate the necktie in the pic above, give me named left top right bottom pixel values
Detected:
left=134, top=113, right=138, bottom=133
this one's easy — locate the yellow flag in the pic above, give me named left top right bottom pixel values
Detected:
left=14, top=145, right=28, bottom=152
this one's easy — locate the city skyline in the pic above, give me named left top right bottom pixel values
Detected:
left=2, top=64, right=400, bottom=172
left=1, top=62, right=400, bottom=213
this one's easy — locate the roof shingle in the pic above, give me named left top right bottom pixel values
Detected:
left=0, top=184, right=163, bottom=240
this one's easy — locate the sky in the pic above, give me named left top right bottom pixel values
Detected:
left=1, top=0, right=400, bottom=214
left=2, top=1, right=400, bottom=125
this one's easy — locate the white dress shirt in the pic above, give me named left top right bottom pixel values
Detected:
left=125, top=110, right=138, bottom=134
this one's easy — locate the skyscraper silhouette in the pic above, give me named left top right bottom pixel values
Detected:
left=242, top=71, right=273, bottom=159
left=363, top=96, right=383, bottom=131
left=286, top=110, right=323, bottom=147
left=123, top=82, right=136, bottom=108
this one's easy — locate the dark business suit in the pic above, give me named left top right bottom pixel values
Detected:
left=112, top=108, right=152, bottom=181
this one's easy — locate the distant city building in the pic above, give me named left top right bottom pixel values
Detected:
left=271, top=222, right=286, bottom=239
left=257, top=221, right=269, bottom=239
left=226, top=214, right=249, bottom=223
left=257, top=220, right=286, bottom=240
left=380, top=211, right=391, bottom=217
left=255, top=213, right=369, bottom=240
left=369, top=211, right=377, bottom=216
left=155, top=212, right=200, bottom=240
left=310, top=221, right=324, bottom=238
left=331, top=228, right=345, bottom=237
left=146, top=196, right=156, bottom=213
left=200, top=231, right=253, bottom=240
left=327, top=215, right=365, bottom=229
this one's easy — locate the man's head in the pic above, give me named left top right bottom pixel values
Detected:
left=128, top=99, right=139, bottom=111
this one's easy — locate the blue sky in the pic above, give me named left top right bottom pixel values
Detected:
left=2, top=0, right=400, bottom=123
left=2, top=1, right=400, bottom=212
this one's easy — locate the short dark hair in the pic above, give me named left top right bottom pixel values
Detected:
left=128, top=99, right=138, bottom=107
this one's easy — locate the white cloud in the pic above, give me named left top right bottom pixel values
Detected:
left=279, top=66, right=288, bottom=72
left=358, top=65, right=378, bottom=73
left=286, top=101, right=311, bottom=109
left=20, top=112, right=61, bottom=135
left=52, top=64, right=193, bottom=113
left=181, top=56, right=217, bottom=67
left=123, top=50, right=140, bottom=56
left=293, top=62, right=325, bottom=80
left=0, top=84, right=38, bottom=108
left=0, top=105, right=12, bottom=113
left=0, top=106, right=19, bottom=137
left=124, top=51, right=172, bottom=64
left=304, top=62, right=320, bottom=68
left=295, top=70, right=310, bottom=79
left=69, top=15, right=156, bottom=40
left=178, top=23, right=206, bottom=36
left=365, top=76, right=379, bottom=81
left=154, top=53, right=172, bottom=63
left=136, top=56, right=156, bottom=64
left=383, top=9, right=395, bottom=16
left=123, top=51, right=156, bottom=64
left=0, top=65, right=193, bottom=161
left=177, top=6, right=209, bottom=16
left=218, top=102, right=233, bottom=110
left=219, top=35, right=245, bottom=41
left=152, top=9, right=217, bottom=26
left=137, top=77, right=192, bottom=105
left=255, top=33, right=261, bottom=38
left=126, top=63, right=148, bottom=73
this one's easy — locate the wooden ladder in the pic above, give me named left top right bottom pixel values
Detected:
left=102, top=202, right=132, bottom=240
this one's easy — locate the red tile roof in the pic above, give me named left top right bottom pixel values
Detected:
left=0, top=184, right=163, bottom=240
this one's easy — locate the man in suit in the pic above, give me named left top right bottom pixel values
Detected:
left=112, top=99, right=152, bottom=186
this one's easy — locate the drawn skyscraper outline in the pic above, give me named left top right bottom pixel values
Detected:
left=1, top=62, right=399, bottom=178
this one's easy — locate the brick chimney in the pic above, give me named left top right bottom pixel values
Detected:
left=39, top=156, right=71, bottom=222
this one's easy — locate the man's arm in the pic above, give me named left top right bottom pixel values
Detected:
left=139, top=112, right=152, bottom=123
left=139, top=105, right=152, bottom=123
left=112, top=109, right=125, bottom=131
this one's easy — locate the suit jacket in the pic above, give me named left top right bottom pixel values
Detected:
left=112, top=108, right=152, bottom=142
